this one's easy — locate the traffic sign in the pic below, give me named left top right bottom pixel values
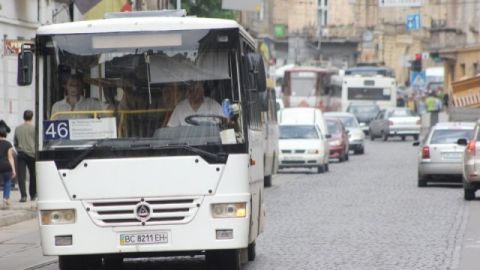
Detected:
left=410, top=71, right=426, bottom=90
left=406, top=14, right=421, bottom=31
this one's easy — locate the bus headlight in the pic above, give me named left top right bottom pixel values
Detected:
left=41, top=209, right=76, bottom=225
left=211, top=203, right=246, bottom=218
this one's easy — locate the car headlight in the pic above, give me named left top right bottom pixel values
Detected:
left=306, top=149, right=319, bottom=154
left=211, top=203, right=246, bottom=218
left=329, top=140, right=342, bottom=146
left=41, top=209, right=76, bottom=225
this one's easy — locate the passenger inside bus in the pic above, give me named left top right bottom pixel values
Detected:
left=50, top=74, right=110, bottom=120
left=167, top=80, right=223, bottom=127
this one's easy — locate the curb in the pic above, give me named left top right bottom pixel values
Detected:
left=0, top=209, right=37, bottom=227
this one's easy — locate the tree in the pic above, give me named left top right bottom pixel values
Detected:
left=173, top=0, right=237, bottom=19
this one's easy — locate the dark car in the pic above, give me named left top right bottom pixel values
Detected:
left=325, top=118, right=349, bottom=162
left=346, top=102, right=380, bottom=135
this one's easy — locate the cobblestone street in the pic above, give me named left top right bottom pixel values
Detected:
left=246, top=139, right=467, bottom=270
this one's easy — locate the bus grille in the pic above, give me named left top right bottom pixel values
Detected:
left=83, top=197, right=203, bottom=227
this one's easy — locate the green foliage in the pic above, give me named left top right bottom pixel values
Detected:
left=172, top=0, right=237, bottom=19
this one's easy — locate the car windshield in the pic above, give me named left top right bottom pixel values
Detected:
left=326, top=120, right=341, bottom=134
left=388, top=109, right=415, bottom=117
left=348, top=105, right=379, bottom=114
left=37, top=29, right=244, bottom=151
left=336, top=116, right=359, bottom=128
left=280, top=125, right=319, bottom=139
left=430, top=129, right=474, bottom=144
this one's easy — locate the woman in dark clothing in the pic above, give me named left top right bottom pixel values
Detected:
left=0, top=127, right=16, bottom=208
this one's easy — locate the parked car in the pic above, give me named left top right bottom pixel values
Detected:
left=414, top=122, right=475, bottom=187
left=325, top=118, right=349, bottom=162
left=459, top=120, right=480, bottom=200
left=325, top=112, right=365, bottom=154
left=369, top=108, right=421, bottom=141
left=278, top=108, right=331, bottom=173
left=345, top=102, right=380, bottom=135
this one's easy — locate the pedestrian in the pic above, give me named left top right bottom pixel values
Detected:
left=14, top=110, right=36, bottom=202
left=0, top=126, right=16, bottom=208
left=0, top=120, right=10, bottom=134
left=426, top=91, right=441, bottom=126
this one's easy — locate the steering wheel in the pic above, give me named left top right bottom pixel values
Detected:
left=184, top=114, right=227, bottom=126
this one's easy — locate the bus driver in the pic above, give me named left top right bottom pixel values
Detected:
left=51, top=74, right=109, bottom=120
left=167, top=81, right=223, bottom=127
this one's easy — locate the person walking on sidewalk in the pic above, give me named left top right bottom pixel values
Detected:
left=14, top=110, right=36, bottom=202
left=0, top=127, right=16, bottom=208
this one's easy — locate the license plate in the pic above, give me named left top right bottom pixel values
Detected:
left=442, top=152, right=462, bottom=160
left=119, top=231, right=169, bottom=246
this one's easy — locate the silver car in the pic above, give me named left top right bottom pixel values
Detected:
left=324, top=112, right=365, bottom=154
left=414, top=122, right=475, bottom=187
left=459, top=120, right=480, bottom=200
left=369, top=108, right=421, bottom=141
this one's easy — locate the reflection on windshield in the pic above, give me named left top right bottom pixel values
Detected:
left=280, top=125, right=319, bottom=139
left=39, top=29, right=243, bottom=151
left=430, top=130, right=473, bottom=144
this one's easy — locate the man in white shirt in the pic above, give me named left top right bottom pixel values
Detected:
left=51, top=74, right=109, bottom=120
left=167, top=81, right=224, bottom=127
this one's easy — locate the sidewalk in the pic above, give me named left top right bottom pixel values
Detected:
left=0, top=186, right=38, bottom=227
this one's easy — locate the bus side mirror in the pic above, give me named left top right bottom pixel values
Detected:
left=245, top=53, right=267, bottom=92
left=17, top=44, right=34, bottom=86
left=457, top=138, right=468, bottom=146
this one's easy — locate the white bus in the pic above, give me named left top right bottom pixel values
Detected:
left=18, top=11, right=267, bottom=270
left=331, top=74, right=397, bottom=112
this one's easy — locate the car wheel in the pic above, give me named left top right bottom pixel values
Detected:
left=264, top=175, right=272, bottom=188
left=464, top=188, right=475, bottom=201
left=325, top=163, right=329, bottom=172
left=345, top=152, right=349, bottom=161
left=418, top=175, right=427, bottom=187
left=317, top=165, right=325, bottom=173
left=382, top=131, right=388, bottom=141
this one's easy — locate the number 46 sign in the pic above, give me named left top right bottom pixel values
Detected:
left=44, top=120, right=70, bottom=141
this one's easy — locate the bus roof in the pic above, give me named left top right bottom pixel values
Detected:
left=36, top=16, right=252, bottom=41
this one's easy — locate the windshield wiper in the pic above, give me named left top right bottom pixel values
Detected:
left=155, top=144, right=227, bottom=163
left=65, top=140, right=112, bottom=169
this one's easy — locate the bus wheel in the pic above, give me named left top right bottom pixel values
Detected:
left=264, top=175, right=272, bottom=187
left=104, top=256, right=123, bottom=270
left=206, top=249, right=241, bottom=270
left=248, top=241, right=256, bottom=261
left=59, top=255, right=101, bottom=270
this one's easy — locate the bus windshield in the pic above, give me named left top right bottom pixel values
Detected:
left=38, top=29, right=243, bottom=152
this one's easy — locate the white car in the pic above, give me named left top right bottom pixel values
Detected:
left=278, top=124, right=329, bottom=173
left=325, top=112, right=366, bottom=154
left=369, top=108, right=421, bottom=141
left=414, top=122, right=475, bottom=187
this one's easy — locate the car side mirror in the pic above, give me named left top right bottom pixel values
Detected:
left=457, top=138, right=468, bottom=146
